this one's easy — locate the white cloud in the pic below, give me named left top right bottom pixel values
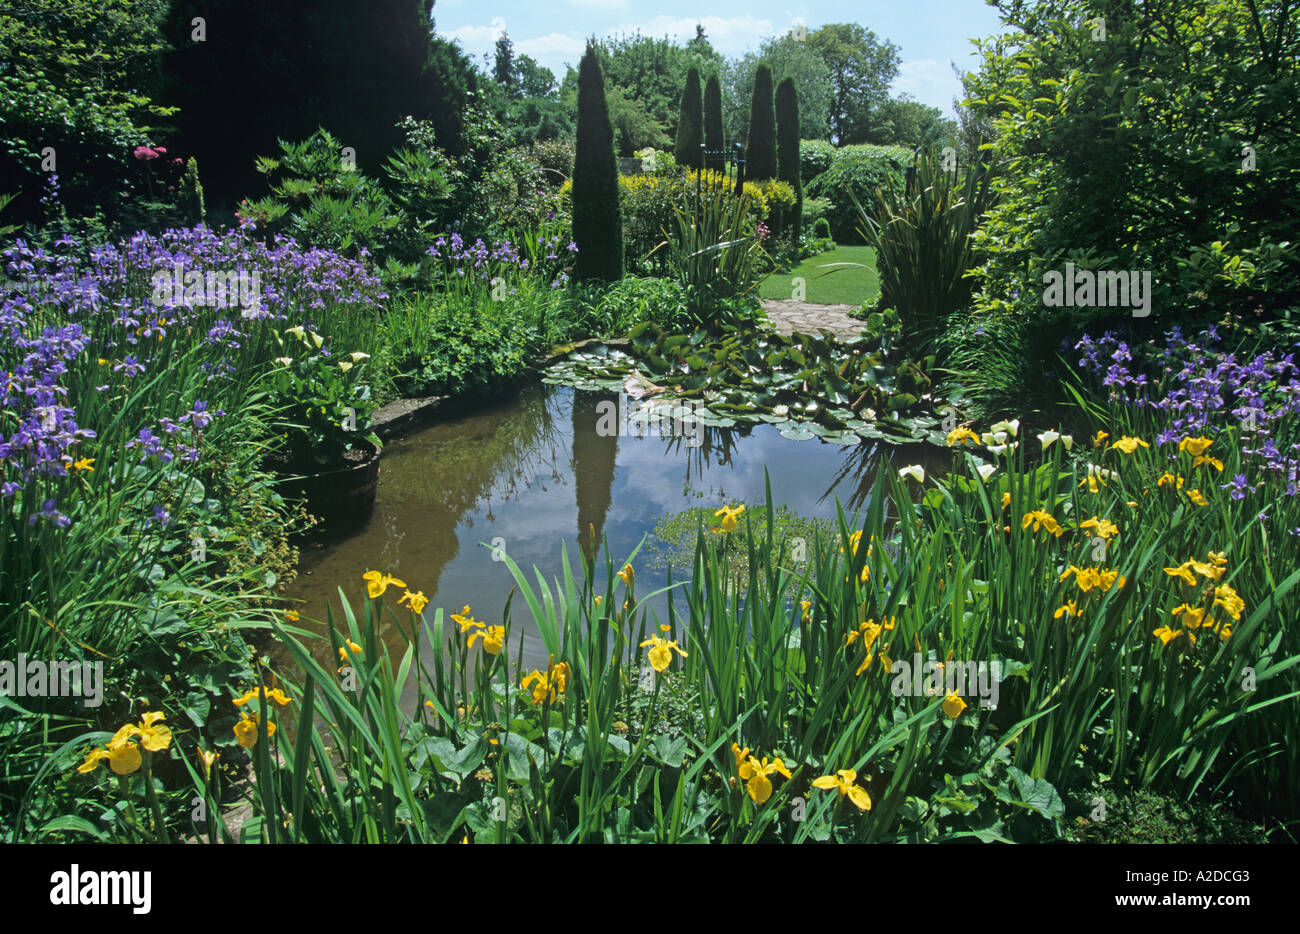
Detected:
left=566, top=0, right=627, bottom=8
left=610, top=15, right=778, bottom=56
left=892, top=58, right=961, bottom=113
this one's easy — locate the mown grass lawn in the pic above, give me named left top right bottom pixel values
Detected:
left=760, top=244, right=880, bottom=306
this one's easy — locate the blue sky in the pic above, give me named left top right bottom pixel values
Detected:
left=432, top=0, right=1008, bottom=116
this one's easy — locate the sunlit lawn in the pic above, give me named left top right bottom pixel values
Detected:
left=760, top=244, right=880, bottom=306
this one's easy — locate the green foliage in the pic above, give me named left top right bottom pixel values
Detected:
left=164, top=0, right=469, bottom=210
left=266, top=327, right=380, bottom=470
left=1075, top=789, right=1265, bottom=844
left=723, top=35, right=834, bottom=143
left=776, top=78, right=804, bottom=241
left=549, top=323, right=941, bottom=443
left=0, top=0, right=174, bottom=231
left=806, top=23, right=901, bottom=145
left=662, top=186, right=768, bottom=328
left=805, top=144, right=911, bottom=242
left=862, top=97, right=958, bottom=150
left=583, top=276, right=691, bottom=335
left=674, top=68, right=704, bottom=170
left=560, top=32, right=701, bottom=148
left=384, top=284, right=583, bottom=397
left=242, top=129, right=400, bottom=260
left=704, top=73, right=725, bottom=154
left=964, top=0, right=1300, bottom=327
left=850, top=149, right=1000, bottom=355
left=745, top=65, right=778, bottom=182
left=573, top=45, right=625, bottom=283
left=799, top=139, right=838, bottom=182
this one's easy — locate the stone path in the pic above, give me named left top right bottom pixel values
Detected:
left=761, top=299, right=866, bottom=341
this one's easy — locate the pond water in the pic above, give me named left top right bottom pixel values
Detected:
left=277, top=381, right=942, bottom=681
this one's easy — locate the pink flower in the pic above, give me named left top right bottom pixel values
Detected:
left=154, top=146, right=167, bottom=154
left=133, top=146, right=158, bottom=161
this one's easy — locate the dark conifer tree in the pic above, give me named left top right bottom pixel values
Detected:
left=703, top=72, right=724, bottom=166
left=746, top=64, right=777, bottom=181
left=674, top=67, right=703, bottom=169
left=572, top=42, right=623, bottom=282
left=776, top=76, right=803, bottom=239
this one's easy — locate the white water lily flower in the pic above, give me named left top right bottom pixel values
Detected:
left=274, top=357, right=293, bottom=367
left=773, top=404, right=790, bottom=416
left=338, top=361, right=353, bottom=373
left=284, top=326, right=305, bottom=340
left=310, top=331, right=325, bottom=348
left=1061, top=434, right=1074, bottom=451
left=976, top=463, right=997, bottom=481
left=349, top=351, right=371, bottom=363
left=990, top=419, right=1020, bottom=438
left=981, top=431, right=1009, bottom=445
left=988, top=442, right=1019, bottom=455
left=1038, top=430, right=1061, bottom=450
left=899, top=465, right=926, bottom=484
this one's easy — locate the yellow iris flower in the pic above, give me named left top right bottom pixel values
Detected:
left=233, top=712, right=275, bottom=748
left=946, top=426, right=980, bottom=447
left=1178, top=436, right=1214, bottom=457
left=1079, top=517, right=1118, bottom=540
left=712, top=503, right=746, bottom=533
left=399, top=589, right=430, bottom=614
left=812, top=769, right=872, bottom=811
left=1110, top=436, right=1150, bottom=454
left=233, top=686, right=292, bottom=707
left=738, top=755, right=792, bottom=804
left=363, top=569, right=406, bottom=598
left=639, top=634, right=688, bottom=672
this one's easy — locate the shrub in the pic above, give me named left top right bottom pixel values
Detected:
left=799, top=139, right=837, bottom=183
left=533, top=138, right=576, bottom=185
left=587, top=276, right=691, bottom=334
left=804, top=199, right=834, bottom=233
left=806, top=144, right=911, bottom=242
left=850, top=148, right=999, bottom=354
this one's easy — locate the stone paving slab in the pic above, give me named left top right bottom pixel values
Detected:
left=761, top=299, right=866, bottom=342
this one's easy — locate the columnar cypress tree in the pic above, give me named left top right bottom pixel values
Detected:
left=776, top=76, right=803, bottom=240
left=674, top=66, right=703, bottom=169
left=703, top=72, right=724, bottom=165
left=572, top=42, right=623, bottom=282
left=746, top=64, right=777, bottom=181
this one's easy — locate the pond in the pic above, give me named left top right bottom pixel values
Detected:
left=277, top=381, right=944, bottom=684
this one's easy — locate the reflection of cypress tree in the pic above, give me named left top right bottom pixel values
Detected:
left=572, top=390, right=619, bottom=563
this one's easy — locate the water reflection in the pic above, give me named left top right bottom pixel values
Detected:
left=278, top=382, right=946, bottom=685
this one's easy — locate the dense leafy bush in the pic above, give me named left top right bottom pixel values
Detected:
left=964, top=0, right=1300, bottom=329
left=583, top=276, right=691, bottom=334
left=799, top=139, right=838, bottom=183
left=806, top=144, right=911, bottom=241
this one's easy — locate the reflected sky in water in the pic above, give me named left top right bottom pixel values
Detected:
left=279, top=382, right=942, bottom=678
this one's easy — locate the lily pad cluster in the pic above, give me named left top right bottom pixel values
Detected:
left=543, top=323, right=951, bottom=446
